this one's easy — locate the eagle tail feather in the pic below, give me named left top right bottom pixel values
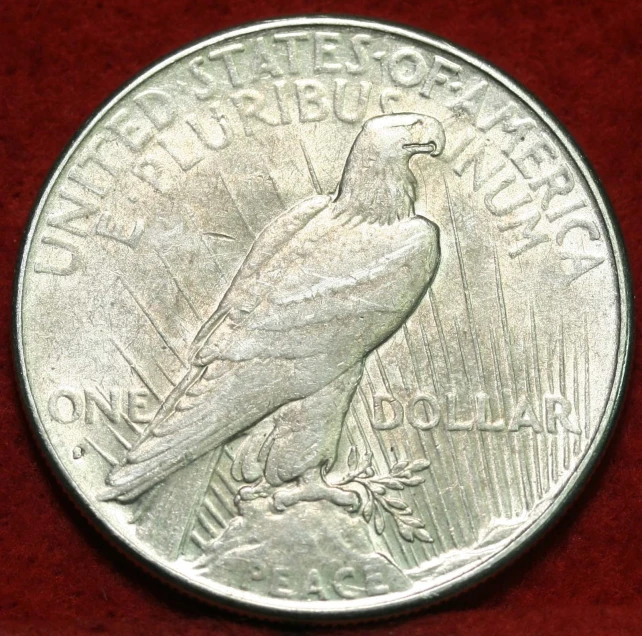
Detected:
left=99, top=411, right=237, bottom=502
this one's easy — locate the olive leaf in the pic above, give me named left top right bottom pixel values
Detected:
left=347, top=446, right=358, bottom=471
left=338, top=448, right=434, bottom=544
left=410, top=459, right=431, bottom=472
left=362, top=496, right=374, bottom=523
left=399, top=516, right=423, bottom=528
left=376, top=477, right=404, bottom=490
left=400, top=475, right=424, bottom=487
left=398, top=522, right=415, bottom=542
left=373, top=504, right=386, bottom=535
left=414, top=528, right=434, bottom=543
left=384, top=497, right=408, bottom=511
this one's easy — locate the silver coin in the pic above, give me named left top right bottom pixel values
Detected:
left=13, top=16, right=632, bottom=620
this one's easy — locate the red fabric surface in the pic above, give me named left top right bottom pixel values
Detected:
left=1, top=1, right=640, bottom=634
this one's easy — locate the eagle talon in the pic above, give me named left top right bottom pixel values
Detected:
left=271, top=481, right=361, bottom=513
left=235, top=480, right=272, bottom=504
left=347, top=491, right=361, bottom=513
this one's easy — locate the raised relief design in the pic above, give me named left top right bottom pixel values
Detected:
left=99, top=114, right=446, bottom=595
left=19, top=20, right=627, bottom=616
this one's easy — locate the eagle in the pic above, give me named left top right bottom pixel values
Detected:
left=102, top=113, right=445, bottom=512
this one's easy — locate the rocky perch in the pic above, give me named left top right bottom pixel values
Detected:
left=193, top=498, right=411, bottom=601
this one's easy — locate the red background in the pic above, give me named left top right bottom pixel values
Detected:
left=1, top=1, right=640, bottom=634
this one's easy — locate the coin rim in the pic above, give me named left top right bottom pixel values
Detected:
left=12, top=15, right=634, bottom=621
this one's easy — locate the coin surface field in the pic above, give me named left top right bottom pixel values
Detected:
left=13, top=16, right=632, bottom=620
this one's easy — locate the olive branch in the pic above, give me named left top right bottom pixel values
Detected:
left=335, top=447, right=433, bottom=544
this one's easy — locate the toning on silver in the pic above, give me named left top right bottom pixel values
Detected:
left=14, top=16, right=632, bottom=620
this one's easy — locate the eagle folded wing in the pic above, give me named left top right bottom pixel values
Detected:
left=101, top=195, right=330, bottom=501
left=189, top=194, right=331, bottom=358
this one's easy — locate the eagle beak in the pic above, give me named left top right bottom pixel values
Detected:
left=403, top=118, right=446, bottom=157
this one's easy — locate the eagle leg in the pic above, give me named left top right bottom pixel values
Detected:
left=272, top=467, right=360, bottom=512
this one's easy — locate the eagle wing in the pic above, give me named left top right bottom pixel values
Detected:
left=146, top=194, right=332, bottom=425
left=102, top=194, right=331, bottom=501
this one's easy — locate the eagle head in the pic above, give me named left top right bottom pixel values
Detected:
left=358, top=113, right=446, bottom=160
left=334, top=113, right=446, bottom=225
